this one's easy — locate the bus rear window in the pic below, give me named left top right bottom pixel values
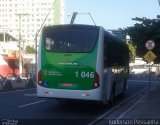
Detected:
left=43, top=27, right=99, bottom=53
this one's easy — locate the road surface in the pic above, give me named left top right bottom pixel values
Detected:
left=0, top=77, right=157, bottom=125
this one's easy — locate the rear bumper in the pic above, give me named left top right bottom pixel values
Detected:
left=37, top=85, right=102, bottom=101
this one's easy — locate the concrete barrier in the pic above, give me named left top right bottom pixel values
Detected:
left=3, top=76, right=27, bottom=91
left=11, top=78, right=27, bottom=89
left=0, top=74, right=36, bottom=92
left=0, top=79, right=3, bottom=91
left=4, top=79, right=12, bottom=90
left=0, top=75, right=4, bottom=91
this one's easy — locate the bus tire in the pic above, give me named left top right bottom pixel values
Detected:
left=122, top=78, right=127, bottom=96
left=102, top=79, right=108, bottom=106
left=102, top=93, right=108, bottom=106
left=109, top=82, right=115, bottom=105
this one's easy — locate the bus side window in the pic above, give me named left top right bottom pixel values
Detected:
left=105, top=39, right=113, bottom=67
left=104, top=36, right=111, bottom=67
left=104, top=37, right=107, bottom=68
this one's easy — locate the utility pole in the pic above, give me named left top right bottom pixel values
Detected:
left=15, top=13, right=29, bottom=75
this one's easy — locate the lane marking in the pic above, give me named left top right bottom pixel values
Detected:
left=18, top=100, right=46, bottom=108
left=128, top=80, right=155, bottom=83
left=117, top=93, right=147, bottom=119
left=24, top=94, right=37, bottom=96
left=0, top=88, right=36, bottom=94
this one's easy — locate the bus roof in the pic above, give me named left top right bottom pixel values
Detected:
left=42, top=24, right=125, bottom=45
left=43, top=24, right=100, bottom=31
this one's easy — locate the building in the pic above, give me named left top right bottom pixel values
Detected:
left=0, top=32, right=36, bottom=76
left=108, top=29, right=126, bottom=40
left=0, top=0, right=64, bottom=46
left=129, top=58, right=157, bottom=75
left=0, top=0, right=64, bottom=76
left=0, top=32, right=19, bottom=76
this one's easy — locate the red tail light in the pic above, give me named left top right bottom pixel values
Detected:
left=93, top=72, right=99, bottom=89
left=38, top=70, right=42, bottom=85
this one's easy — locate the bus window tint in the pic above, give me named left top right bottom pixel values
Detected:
left=46, top=38, right=52, bottom=51
left=43, top=27, right=99, bottom=53
left=104, top=33, right=129, bottom=68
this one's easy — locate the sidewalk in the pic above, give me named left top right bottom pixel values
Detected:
left=95, top=83, right=160, bottom=125
left=118, top=85, right=160, bottom=119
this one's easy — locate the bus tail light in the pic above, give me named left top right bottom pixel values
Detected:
left=93, top=72, right=99, bottom=89
left=38, top=70, right=42, bottom=85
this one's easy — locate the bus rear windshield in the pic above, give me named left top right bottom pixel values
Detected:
left=43, top=26, right=99, bottom=53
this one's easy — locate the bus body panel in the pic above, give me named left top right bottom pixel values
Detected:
left=39, top=47, right=98, bottom=90
left=95, top=27, right=105, bottom=100
left=37, top=34, right=42, bottom=82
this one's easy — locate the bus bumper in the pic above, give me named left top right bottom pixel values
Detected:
left=37, top=85, right=102, bottom=101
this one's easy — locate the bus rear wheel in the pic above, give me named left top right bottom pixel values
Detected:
left=109, top=83, right=115, bottom=105
left=121, top=78, right=127, bottom=96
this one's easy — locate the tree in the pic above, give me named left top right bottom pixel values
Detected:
left=25, top=45, right=36, bottom=54
left=122, top=17, right=160, bottom=63
left=126, top=41, right=137, bottom=62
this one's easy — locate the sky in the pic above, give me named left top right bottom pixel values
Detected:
left=64, top=0, right=160, bottom=29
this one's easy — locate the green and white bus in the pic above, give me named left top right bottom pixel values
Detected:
left=37, top=24, right=129, bottom=104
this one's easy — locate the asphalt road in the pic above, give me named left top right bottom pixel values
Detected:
left=0, top=77, right=157, bottom=125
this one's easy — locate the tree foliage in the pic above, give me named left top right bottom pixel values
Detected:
left=122, top=17, right=160, bottom=63
left=127, top=41, right=136, bottom=62
left=25, top=45, right=35, bottom=54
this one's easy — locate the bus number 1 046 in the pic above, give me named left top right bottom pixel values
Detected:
left=75, top=71, right=94, bottom=78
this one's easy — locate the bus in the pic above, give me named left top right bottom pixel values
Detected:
left=37, top=24, right=129, bottom=104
